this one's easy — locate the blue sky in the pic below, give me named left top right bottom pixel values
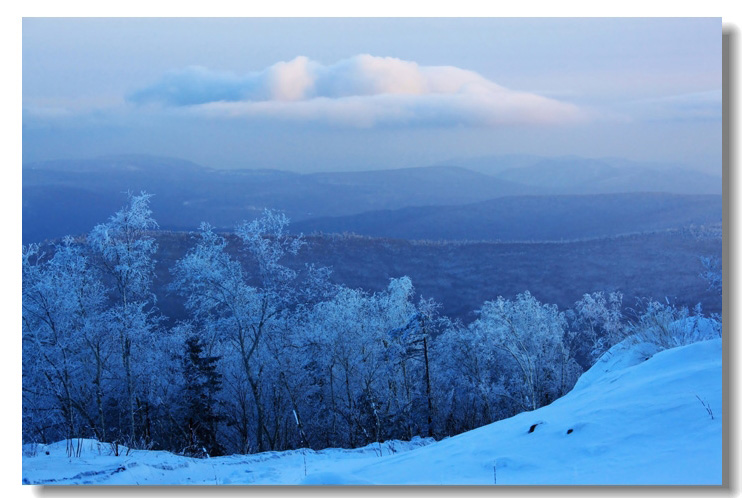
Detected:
left=22, top=18, right=722, bottom=173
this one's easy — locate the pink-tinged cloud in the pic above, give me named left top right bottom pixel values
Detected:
left=131, top=54, right=589, bottom=128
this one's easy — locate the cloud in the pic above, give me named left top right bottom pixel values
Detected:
left=128, top=55, right=588, bottom=127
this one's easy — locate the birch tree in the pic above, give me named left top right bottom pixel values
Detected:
left=88, top=192, right=160, bottom=443
left=172, top=211, right=308, bottom=452
left=22, top=238, right=108, bottom=442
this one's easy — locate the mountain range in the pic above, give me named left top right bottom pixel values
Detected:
left=22, top=154, right=722, bottom=244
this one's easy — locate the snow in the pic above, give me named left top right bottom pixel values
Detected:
left=22, top=338, right=722, bottom=485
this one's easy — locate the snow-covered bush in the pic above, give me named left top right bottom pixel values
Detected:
left=629, top=300, right=721, bottom=351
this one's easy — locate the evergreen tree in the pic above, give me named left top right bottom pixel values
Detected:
left=182, top=335, right=224, bottom=457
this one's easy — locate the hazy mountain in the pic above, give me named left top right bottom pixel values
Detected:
left=434, top=154, right=547, bottom=176
left=495, top=157, right=721, bottom=195
left=22, top=154, right=722, bottom=244
left=496, top=157, right=621, bottom=190
left=22, top=155, right=537, bottom=243
left=437, top=155, right=722, bottom=195
left=293, top=193, right=722, bottom=242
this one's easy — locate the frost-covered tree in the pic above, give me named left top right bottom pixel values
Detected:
left=22, top=238, right=108, bottom=442
left=251, top=265, right=335, bottom=452
left=386, top=294, right=444, bottom=439
left=235, top=209, right=305, bottom=303
left=567, top=291, right=626, bottom=365
left=432, top=317, right=511, bottom=433
left=171, top=212, right=315, bottom=453
left=699, top=256, right=722, bottom=295
left=234, top=210, right=308, bottom=451
left=301, top=286, right=378, bottom=447
left=171, top=223, right=256, bottom=452
left=88, top=192, right=160, bottom=443
left=296, top=277, right=443, bottom=448
left=472, top=292, right=579, bottom=412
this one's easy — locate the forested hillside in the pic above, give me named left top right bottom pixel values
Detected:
left=292, top=193, right=721, bottom=242
left=152, top=228, right=722, bottom=323
left=22, top=194, right=722, bottom=457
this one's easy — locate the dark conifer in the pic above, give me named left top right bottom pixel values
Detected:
left=182, top=335, right=224, bottom=457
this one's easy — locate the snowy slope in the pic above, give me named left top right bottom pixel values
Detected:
left=345, top=338, right=722, bottom=485
left=22, top=338, right=722, bottom=485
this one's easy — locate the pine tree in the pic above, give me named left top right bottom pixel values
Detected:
left=182, top=335, right=224, bottom=457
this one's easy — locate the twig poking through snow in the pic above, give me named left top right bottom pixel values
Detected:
left=695, top=395, right=714, bottom=420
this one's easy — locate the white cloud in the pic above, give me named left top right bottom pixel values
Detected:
left=129, top=55, right=588, bottom=128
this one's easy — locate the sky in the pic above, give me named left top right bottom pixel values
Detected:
left=22, top=18, right=722, bottom=174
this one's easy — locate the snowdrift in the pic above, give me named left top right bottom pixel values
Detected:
left=22, top=338, right=722, bottom=485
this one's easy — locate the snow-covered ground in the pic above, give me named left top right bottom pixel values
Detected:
left=22, top=338, right=722, bottom=485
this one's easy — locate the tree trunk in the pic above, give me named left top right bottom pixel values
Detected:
left=246, top=373, right=265, bottom=452
left=423, top=335, right=434, bottom=438
left=94, top=342, right=106, bottom=441
left=124, top=335, right=135, bottom=441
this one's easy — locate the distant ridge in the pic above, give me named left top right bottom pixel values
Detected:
left=437, top=155, right=721, bottom=195
left=23, top=156, right=537, bottom=243
left=293, top=192, right=722, bottom=242
left=23, top=154, right=722, bottom=244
